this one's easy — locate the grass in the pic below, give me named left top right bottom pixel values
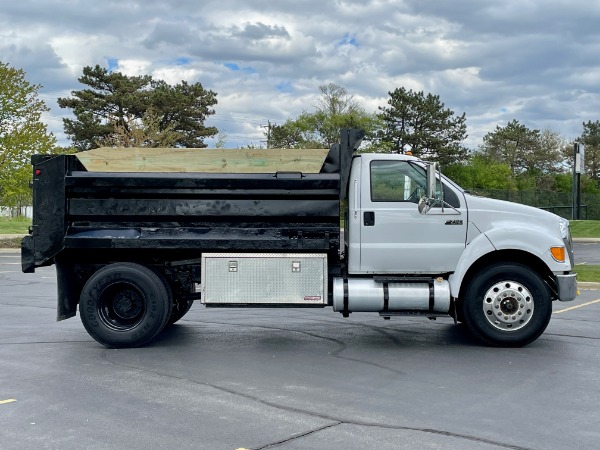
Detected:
left=0, top=217, right=30, bottom=234
left=574, top=265, right=600, bottom=283
left=570, top=220, right=600, bottom=238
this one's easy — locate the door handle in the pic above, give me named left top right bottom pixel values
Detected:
left=364, top=211, right=375, bottom=226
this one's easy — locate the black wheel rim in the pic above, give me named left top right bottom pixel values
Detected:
left=98, top=282, right=146, bottom=331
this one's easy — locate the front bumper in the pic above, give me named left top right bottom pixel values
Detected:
left=556, top=273, right=578, bottom=302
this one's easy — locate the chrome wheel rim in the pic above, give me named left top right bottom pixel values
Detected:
left=482, top=281, right=534, bottom=331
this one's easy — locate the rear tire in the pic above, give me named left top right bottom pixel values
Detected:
left=79, top=263, right=172, bottom=348
left=167, top=297, right=194, bottom=326
left=462, top=263, right=552, bottom=347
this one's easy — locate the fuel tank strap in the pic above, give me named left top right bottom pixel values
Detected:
left=383, top=283, right=390, bottom=311
left=429, top=281, right=435, bottom=312
left=343, top=278, right=350, bottom=317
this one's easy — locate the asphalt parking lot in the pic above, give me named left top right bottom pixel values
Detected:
left=574, top=241, right=600, bottom=264
left=1, top=249, right=600, bottom=450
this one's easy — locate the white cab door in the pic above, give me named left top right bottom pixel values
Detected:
left=357, top=159, right=467, bottom=274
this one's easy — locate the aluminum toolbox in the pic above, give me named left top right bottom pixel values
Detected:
left=201, top=253, right=327, bottom=304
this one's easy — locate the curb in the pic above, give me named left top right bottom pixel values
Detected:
left=578, top=282, right=600, bottom=290
left=572, top=237, right=600, bottom=243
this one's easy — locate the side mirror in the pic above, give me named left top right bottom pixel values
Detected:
left=419, top=162, right=443, bottom=215
left=425, top=162, right=438, bottom=199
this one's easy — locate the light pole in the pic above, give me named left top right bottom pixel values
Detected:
left=572, top=142, right=584, bottom=220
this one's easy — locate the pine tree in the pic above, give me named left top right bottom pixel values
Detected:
left=376, top=87, right=468, bottom=166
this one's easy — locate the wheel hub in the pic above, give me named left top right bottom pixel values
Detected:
left=98, top=282, right=146, bottom=330
left=112, top=290, right=143, bottom=320
left=482, top=281, right=534, bottom=331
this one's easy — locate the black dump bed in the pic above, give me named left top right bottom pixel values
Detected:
left=22, top=129, right=363, bottom=273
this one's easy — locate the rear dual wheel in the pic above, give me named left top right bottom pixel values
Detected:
left=167, top=296, right=195, bottom=326
left=79, top=263, right=172, bottom=348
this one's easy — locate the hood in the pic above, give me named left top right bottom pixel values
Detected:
left=464, top=193, right=561, bottom=236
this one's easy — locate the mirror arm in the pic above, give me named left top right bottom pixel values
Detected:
left=440, top=169, right=444, bottom=214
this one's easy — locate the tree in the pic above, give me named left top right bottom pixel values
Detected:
left=375, top=87, right=468, bottom=166
left=268, top=83, right=377, bottom=148
left=0, top=61, right=57, bottom=211
left=575, top=120, right=600, bottom=183
left=310, top=83, right=377, bottom=147
left=538, top=129, right=566, bottom=172
left=479, top=120, right=564, bottom=176
left=58, top=65, right=218, bottom=150
left=103, top=108, right=182, bottom=148
left=444, top=155, right=515, bottom=191
left=268, top=114, right=326, bottom=149
left=553, top=172, right=599, bottom=194
left=214, top=131, right=228, bottom=149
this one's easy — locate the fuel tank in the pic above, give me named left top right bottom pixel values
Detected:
left=333, top=278, right=450, bottom=313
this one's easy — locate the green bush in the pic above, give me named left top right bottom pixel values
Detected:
left=474, top=189, right=600, bottom=220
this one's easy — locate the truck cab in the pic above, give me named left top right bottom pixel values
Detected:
left=335, top=151, right=577, bottom=346
left=347, top=153, right=467, bottom=275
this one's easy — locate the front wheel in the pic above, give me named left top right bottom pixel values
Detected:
left=462, top=263, right=552, bottom=347
left=79, top=263, right=172, bottom=348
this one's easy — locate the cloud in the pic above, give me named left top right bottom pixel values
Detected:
left=1, top=0, right=599, bottom=149
left=236, top=22, right=290, bottom=40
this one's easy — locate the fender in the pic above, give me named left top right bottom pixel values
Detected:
left=449, top=223, right=571, bottom=297
left=484, top=224, right=572, bottom=272
left=448, top=231, right=495, bottom=297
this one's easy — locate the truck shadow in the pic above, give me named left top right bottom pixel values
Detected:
left=151, top=319, right=486, bottom=349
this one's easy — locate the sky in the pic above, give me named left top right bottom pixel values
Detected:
left=1, top=0, right=599, bottom=150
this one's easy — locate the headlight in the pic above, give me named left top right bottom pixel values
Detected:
left=558, top=218, right=569, bottom=240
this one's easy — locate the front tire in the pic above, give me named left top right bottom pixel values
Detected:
left=462, top=263, right=552, bottom=347
left=79, top=263, right=172, bottom=348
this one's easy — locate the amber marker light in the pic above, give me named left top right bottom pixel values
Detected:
left=550, top=246, right=566, bottom=263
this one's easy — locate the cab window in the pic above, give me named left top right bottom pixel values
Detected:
left=370, top=160, right=426, bottom=203
left=370, top=160, right=460, bottom=207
